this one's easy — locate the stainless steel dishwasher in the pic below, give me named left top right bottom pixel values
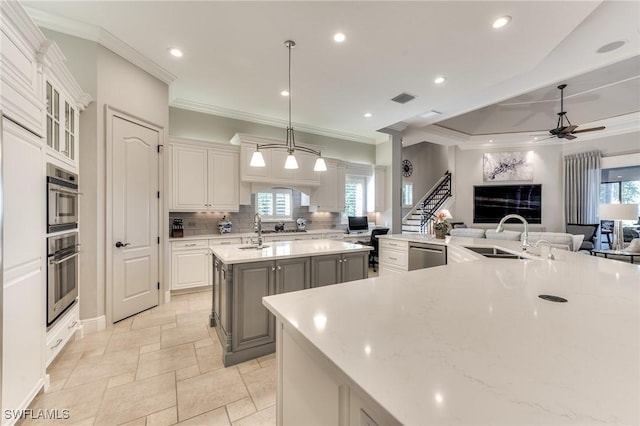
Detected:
left=408, top=242, right=447, bottom=270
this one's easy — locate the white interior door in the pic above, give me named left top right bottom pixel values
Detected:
left=112, top=115, right=159, bottom=322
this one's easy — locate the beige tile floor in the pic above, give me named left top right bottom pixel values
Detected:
left=22, top=290, right=276, bottom=426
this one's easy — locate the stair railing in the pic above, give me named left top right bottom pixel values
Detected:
left=419, top=171, right=452, bottom=233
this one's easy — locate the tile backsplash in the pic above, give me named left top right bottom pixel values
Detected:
left=169, top=191, right=375, bottom=236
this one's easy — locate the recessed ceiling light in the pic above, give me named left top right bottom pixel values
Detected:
left=489, top=139, right=493, bottom=143
left=364, top=113, right=372, bottom=118
left=169, top=48, right=183, bottom=58
left=617, top=175, right=623, bottom=178
left=434, top=76, right=446, bottom=85
left=597, top=40, right=626, bottom=53
left=534, top=137, right=538, bottom=140
left=492, top=16, right=511, bottom=29
left=281, top=90, right=289, bottom=96
left=334, top=32, right=346, bottom=43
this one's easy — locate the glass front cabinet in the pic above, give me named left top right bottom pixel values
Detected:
left=46, top=80, right=78, bottom=162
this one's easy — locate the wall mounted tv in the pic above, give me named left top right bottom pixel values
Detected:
left=473, top=184, right=542, bottom=224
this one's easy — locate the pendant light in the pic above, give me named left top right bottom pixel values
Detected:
left=249, top=40, right=326, bottom=171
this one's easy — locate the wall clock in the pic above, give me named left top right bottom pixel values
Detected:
left=402, top=159, right=413, bottom=177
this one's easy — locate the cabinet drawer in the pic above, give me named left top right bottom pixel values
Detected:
left=209, top=238, right=241, bottom=246
left=46, top=303, right=80, bottom=366
left=172, top=240, right=209, bottom=250
left=379, top=239, right=408, bottom=251
left=379, top=249, right=408, bottom=269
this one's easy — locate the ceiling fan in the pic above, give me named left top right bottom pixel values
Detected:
left=547, top=84, right=605, bottom=140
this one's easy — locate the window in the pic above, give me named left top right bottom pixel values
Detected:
left=402, top=183, right=413, bottom=207
left=600, top=166, right=640, bottom=205
left=255, top=189, right=292, bottom=221
left=344, top=175, right=367, bottom=219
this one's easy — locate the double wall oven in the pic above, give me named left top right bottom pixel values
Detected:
left=46, top=164, right=80, bottom=327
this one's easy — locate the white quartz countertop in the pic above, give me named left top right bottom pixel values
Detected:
left=210, top=239, right=371, bottom=264
left=168, top=228, right=345, bottom=242
left=263, top=235, right=640, bottom=424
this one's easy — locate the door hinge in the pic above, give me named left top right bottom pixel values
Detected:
left=157, top=191, right=160, bottom=199
left=157, top=144, right=163, bottom=153
left=157, top=282, right=160, bottom=290
left=157, top=236, right=160, bottom=244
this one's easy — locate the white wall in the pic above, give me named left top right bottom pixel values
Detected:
left=375, top=138, right=393, bottom=228
left=453, top=145, right=564, bottom=231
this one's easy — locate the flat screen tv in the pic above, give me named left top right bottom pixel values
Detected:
left=473, top=184, right=542, bottom=224
left=348, top=216, right=369, bottom=232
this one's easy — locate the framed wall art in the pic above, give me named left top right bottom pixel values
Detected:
left=483, top=151, right=533, bottom=182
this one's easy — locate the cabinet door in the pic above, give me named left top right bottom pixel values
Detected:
left=232, top=262, right=276, bottom=352
left=240, top=143, right=271, bottom=181
left=171, top=248, right=210, bottom=290
left=341, top=252, right=368, bottom=283
left=271, top=150, right=297, bottom=182
left=2, top=118, right=45, bottom=415
left=171, top=145, right=208, bottom=210
left=336, top=163, right=346, bottom=212
left=311, top=254, right=341, bottom=287
left=208, top=149, right=239, bottom=211
left=312, top=162, right=338, bottom=211
left=295, top=151, right=321, bottom=186
left=277, top=257, right=311, bottom=294
left=219, top=263, right=231, bottom=333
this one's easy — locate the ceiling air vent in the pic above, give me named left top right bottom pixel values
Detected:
left=391, top=92, right=416, bottom=104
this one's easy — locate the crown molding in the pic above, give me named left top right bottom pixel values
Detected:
left=170, top=98, right=377, bottom=145
left=25, top=7, right=176, bottom=84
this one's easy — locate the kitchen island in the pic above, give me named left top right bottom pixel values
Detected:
left=263, top=235, right=639, bottom=425
left=209, top=239, right=371, bottom=366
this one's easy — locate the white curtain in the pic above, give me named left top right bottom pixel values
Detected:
left=564, top=151, right=601, bottom=224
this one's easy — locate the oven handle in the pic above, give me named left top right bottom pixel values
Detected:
left=49, top=187, right=82, bottom=196
left=49, top=251, right=80, bottom=265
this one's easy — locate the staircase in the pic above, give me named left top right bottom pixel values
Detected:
left=402, top=171, right=452, bottom=234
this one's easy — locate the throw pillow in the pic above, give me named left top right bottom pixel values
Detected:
left=626, top=238, right=640, bottom=253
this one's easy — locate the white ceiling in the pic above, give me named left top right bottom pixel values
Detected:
left=23, top=1, right=640, bottom=145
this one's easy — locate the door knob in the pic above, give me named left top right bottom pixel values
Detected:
left=115, top=241, right=130, bottom=248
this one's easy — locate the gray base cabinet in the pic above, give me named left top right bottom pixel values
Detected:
left=212, top=256, right=312, bottom=366
left=311, top=252, right=368, bottom=288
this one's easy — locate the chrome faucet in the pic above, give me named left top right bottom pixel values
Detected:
left=496, top=214, right=530, bottom=251
left=254, top=213, right=263, bottom=247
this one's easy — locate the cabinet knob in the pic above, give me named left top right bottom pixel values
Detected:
left=343, top=258, right=348, bottom=262
left=339, top=259, right=343, bottom=263
left=277, top=265, right=282, bottom=270
left=272, top=267, right=276, bottom=271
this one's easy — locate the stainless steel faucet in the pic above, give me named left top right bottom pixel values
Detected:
left=254, top=213, right=263, bottom=247
left=496, top=214, right=530, bottom=251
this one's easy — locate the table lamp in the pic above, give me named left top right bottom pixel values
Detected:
left=599, top=203, right=639, bottom=251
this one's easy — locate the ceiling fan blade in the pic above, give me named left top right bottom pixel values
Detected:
left=564, top=134, right=577, bottom=140
left=564, top=125, right=578, bottom=133
left=571, top=126, right=606, bottom=134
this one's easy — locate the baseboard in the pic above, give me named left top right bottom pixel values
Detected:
left=164, top=290, right=171, bottom=303
left=81, top=315, right=106, bottom=334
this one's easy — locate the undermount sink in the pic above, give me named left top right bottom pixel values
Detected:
left=463, top=246, right=522, bottom=259
left=237, top=245, right=270, bottom=250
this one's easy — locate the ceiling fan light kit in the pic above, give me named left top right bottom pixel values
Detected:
left=249, top=40, right=326, bottom=172
left=546, top=84, right=606, bottom=141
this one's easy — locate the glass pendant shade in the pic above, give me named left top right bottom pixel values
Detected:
left=284, top=154, right=299, bottom=169
left=250, top=150, right=266, bottom=167
left=314, top=157, right=327, bottom=171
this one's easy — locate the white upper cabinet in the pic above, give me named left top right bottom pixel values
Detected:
left=208, top=149, right=240, bottom=211
left=309, top=160, right=345, bottom=213
left=231, top=133, right=321, bottom=187
left=172, top=145, right=208, bottom=210
left=40, top=40, right=92, bottom=168
left=0, top=1, right=44, bottom=135
left=170, top=139, right=240, bottom=212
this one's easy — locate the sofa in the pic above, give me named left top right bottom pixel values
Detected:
left=449, top=228, right=583, bottom=251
